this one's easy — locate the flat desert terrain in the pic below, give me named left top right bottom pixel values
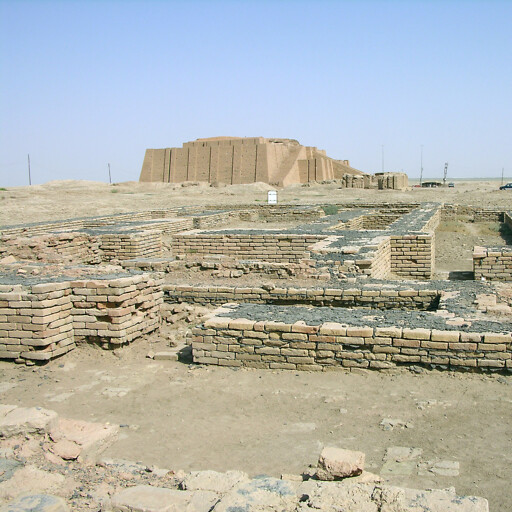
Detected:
left=1, top=178, right=512, bottom=226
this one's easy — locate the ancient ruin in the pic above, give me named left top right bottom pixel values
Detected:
left=139, top=137, right=408, bottom=188
left=0, top=197, right=510, bottom=510
left=0, top=203, right=510, bottom=367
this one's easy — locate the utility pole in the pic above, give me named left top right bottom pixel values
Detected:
left=381, top=145, right=384, bottom=172
left=108, top=163, right=111, bottom=184
left=419, top=145, right=423, bottom=186
left=27, top=154, right=32, bottom=185
left=502, top=167, right=504, bottom=186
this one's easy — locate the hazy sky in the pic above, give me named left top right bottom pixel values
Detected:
left=1, top=0, right=511, bottom=187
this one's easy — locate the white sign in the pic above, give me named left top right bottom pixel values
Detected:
left=267, top=190, right=277, bottom=205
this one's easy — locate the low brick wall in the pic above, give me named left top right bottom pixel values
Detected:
left=99, top=230, right=162, bottom=261
left=390, top=234, right=434, bottom=279
left=238, top=206, right=324, bottom=222
left=71, top=275, right=163, bottom=345
left=0, top=210, right=175, bottom=237
left=192, top=212, right=234, bottom=229
left=334, top=213, right=401, bottom=231
left=138, top=218, right=194, bottom=234
left=473, top=210, right=504, bottom=222
left=473, top=246, right=512, bottom=281
left=164, top=284, right=439, bottom=309
left=172, top=233, right=324, bottom=263
left=0, top=283, right=75, bottom=363
left=441, top=205, right=505, bottom=222
left=0, top=232, right=102, bottom=264
left=0, top=273, right=163, bottom=363
left=191, top=314, right=512, bottom=372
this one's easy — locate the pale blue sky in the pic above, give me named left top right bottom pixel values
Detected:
left=1, top=0, right=511, bottom=186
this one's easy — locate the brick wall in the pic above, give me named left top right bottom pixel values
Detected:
left=390, top=234, right=434, bottom=279
left=71, top=275, right=163, bottom=345
left=0, top=273, right=163, bottom=364
left=172, top=234, right=324, bottom=263
left=164, top=284, right=439, bottom=309
left=0, top=283, right=75, bottom=363
left=191, top=315, right=512, bottom=372
left=473, top=246, right=512, bottom=281
left=0, top=233, right=102, bottom=264
left=99, top=230, right=162, bottom=261
left=441, top=205, right=504, bottom=222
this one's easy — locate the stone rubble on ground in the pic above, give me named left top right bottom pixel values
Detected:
left=0, top=405, right=490, bottom=512
left=315, top=446, right=365, bottom=480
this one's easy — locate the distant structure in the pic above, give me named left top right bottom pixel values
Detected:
left=139, top=137, right=408, bottom=189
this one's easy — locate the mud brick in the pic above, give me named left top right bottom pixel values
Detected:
left=194, top=356, right=219, bottom=365
left=236, top=353, right=262, bottom=361
left=292, top=322, right=320, bottom=334
left=282, top=333, right=308, bottom=341
left=402, top=328, right=431, bottom=340
left=218, top=359, right=242, bottom=366
left=392, top=354, right=421, bottom=363
left=255, top=347, right=280, bottom=355
left=373, top=346, right=400, bottom=354
left=395, top=338, right=421, bottom=348
left=264, top=321, right=292, bottom=332
left=228, top=318, right=255, bottom=330
left=310, top=335, right=336, bottom=343
left=366, top=337, right=391, bottom=345
left=431, top=330, right=460, bottom=342
left=478, top=343, right=506, bottom=351
left=346, top=327, right=373, bottom=337
left=421, top=341, right=448, bottom=350
left=342, top=359, right=369, bottom=368
left=287, top=356, right=315, bottom=364
left=478, top=359, right=505, bottom=368
left=289, top=341, right=316, bottom=350
left=482, top=333, right=511, bottom=344
left=461, top=332, right=483, bottom=343
left=338, top=336, right=365, bottom=345
left=243, top=330, right=268, bottom=339
left=375, top=327, right=402, bottom=337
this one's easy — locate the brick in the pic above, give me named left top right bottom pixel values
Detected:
left=483, top=333, right=512, bottom=344
left=431, top=330, right=460, bottom=342
left=375, top=327, right=402, bottom=338
left=421, top=341, right=448, bottom=350
left=319, top=323, right=347, bottom=336
left=402, top=328, right=431, bottom=340
left=346, top=327, right=373, bottom=337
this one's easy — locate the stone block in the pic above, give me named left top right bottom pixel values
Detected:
left=402, top=328, right=431, bottom=340
left=0, top=406, right=58, bottom=438
left=316, top=446, right=365, bottom=480
left=48, top=418, right=118, bottom=463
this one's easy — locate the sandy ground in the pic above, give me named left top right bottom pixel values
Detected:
left=0, top=179, right=511, bottom=510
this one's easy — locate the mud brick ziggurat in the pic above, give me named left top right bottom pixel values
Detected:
left=139, top=136, right=408, bottom=188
